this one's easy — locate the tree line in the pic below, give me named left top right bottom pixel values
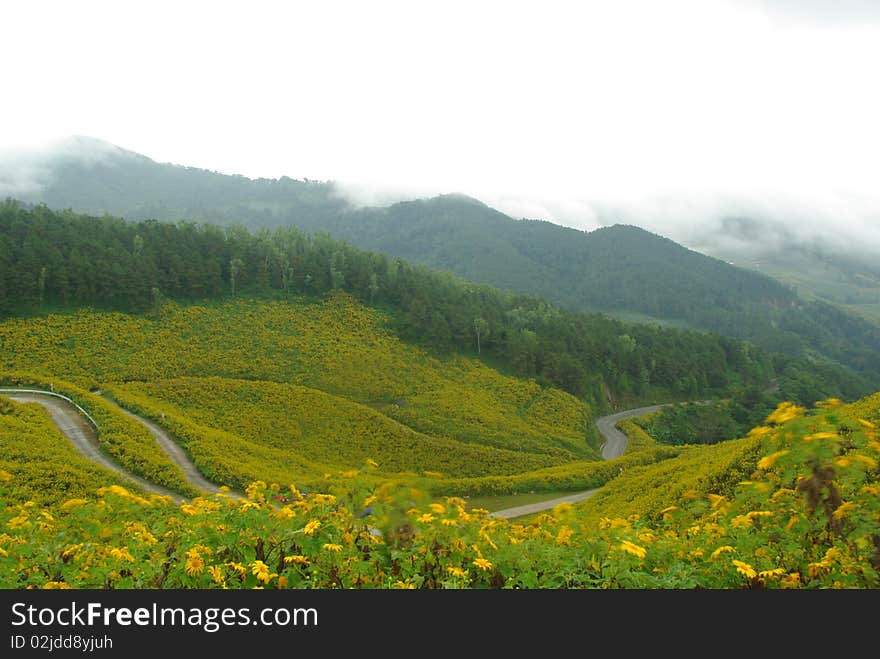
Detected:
left=0, top=200, right=871, bottom=409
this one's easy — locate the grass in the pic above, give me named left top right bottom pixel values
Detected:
left=463, top=489, right=586, bottom=512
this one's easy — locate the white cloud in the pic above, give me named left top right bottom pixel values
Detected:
left=1, top=0, right=878, bottom=258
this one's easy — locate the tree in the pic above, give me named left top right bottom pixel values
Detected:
left=474, top=317, right=489, bottom=355
left=37, top=266, right=47, bottom=309
left=229, top=258, right=244, bottom=296
left=368, top=273, right=380, bottom=303
left=330, top=251, right=346, bottom=291
left=150, top=287, right=163, bottom=318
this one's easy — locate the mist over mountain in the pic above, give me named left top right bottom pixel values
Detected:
left=3, top=137, right=879, bottom=380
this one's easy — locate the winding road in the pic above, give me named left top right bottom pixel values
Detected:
left=490, top=403, right=672, bottom=519
left=101, top=397, right=230, bottom=496
left=0, top=388, right=238, bottom=502
left=596, top=404, right=672, bottom=460
left=0, top=389, right=186, bottom=502
left=1, top=386, right=668, bottom=518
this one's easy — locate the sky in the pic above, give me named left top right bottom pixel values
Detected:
left=2, top=0, right=879, bottom=257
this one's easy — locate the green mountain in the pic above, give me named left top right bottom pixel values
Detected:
left=9, top=137, right=880, bottom=380
left=1, top=202, right=870, bottom=409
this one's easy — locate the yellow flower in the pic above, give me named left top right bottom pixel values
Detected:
left=227, top=561, right=246, bottom=576
left=440, top=518, right=458, bottom=527
left=0, top=468, right=13, bottom=481
left=62, top=543, right=84, bottom=560
left=417, top=513, right=435, bottom=523
left=428, top=503, right=446, bottom=515
left=732, top=511, right=772, bottom=528
left=747, top=426, right=773, bottom=439
left=619, top=540, right=647, bottom=559
left=42, top=581, right=71, bottom=589
left=556, top=526, right=574, bottom=546
left=447, top=566, right=467, bottom=578
left=422, top=470, right=444, bottom=478
left=185, top=549, right=205, bottom=576
left=857, top=418, right=877, bottom=429
left=207, top=565, right=225, bottom=585
left=804, top=431, right=837, bottom=442
left=60, top=498, right=89, bottom=510
left=832, top=501, right=856, bottom=520
left=710, top=546, right=735, bottom=560
left=366, top=458, right=379, bottom=468
left=251, top=560, right=274, bottom=583
left=284, top=555, right=309, bottom=565
left=97, top=485, right=130, bottom=498
left=472, top=558, right=493, bottom=571
left=274, top=506, right=296, bottom=520
left=600, top=517, right=630, bottom=530
left=758, top=568, right=785, bottom=579
left=245, top=481, right=267, bottom=500
left=303, top=519, right=321, bottom=535
left=552, top=502, right=573, bottom=516
left=780, top=572, right=801, bottom=587
left=766, top=402, right=805, bottom=425
left=823, top=547, right=842, bottom=562
left=313, top=494, right=336, bottom=506
left=363, top=495, right=377, bottom=507
left=707, top=494, right=726, bottom=508
left=852, top=454, right=878, bottom=469
left=480, top=530, right=498, bottom=550
left=732, top=560, right=756, bottom=579
left=109, top=547, right=135, bottom=563
left=757, top=450, right=789, bottom=470
left=322, top=543, right=343, bottom=552
left=97, top=485, right=152, bottom=506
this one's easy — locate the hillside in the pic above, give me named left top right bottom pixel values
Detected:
left=0, top=295, right=601, bottom=490
left=8, top=138, right=880, bottom=380
left=2, top=203, right=869, bottom=410
left=1, top=201, right=878, bottom=590
left=2, top=392, right=877, bottom=588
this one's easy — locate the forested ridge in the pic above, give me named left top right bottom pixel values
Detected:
left=15, top=141, right=880, bottom=380
left=0, top=201, right=869, bottom=409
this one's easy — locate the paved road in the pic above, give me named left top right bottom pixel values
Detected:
left=490, top=489, right=601, bottom=520
left=0, top=389, right=184, bottom=502
left=99, top=396, right=232, bottom=497
left=597, top=404, right=672, bottom=460
left=491, top=403, right=673, bottom=519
